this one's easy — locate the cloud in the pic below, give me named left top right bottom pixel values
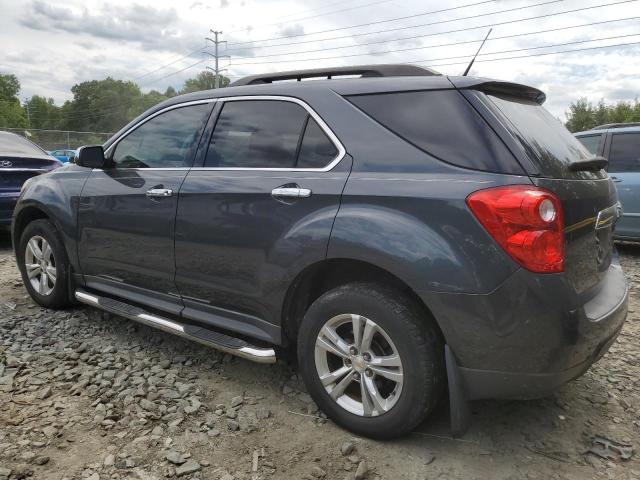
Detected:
left=278, top=23, right=304, bottom=38
left=19, top=1, right=194, bottom=53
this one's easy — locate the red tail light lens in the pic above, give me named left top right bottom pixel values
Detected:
left=466, top=185, right=564, bottom=273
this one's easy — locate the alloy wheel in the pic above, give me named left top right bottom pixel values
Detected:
left=314, top=313, right=404, bottom=417
left=24, top=235, right=57, bottom=296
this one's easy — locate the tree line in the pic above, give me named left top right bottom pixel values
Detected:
left=1, top=71, right=637, bottom=135
left=564, top=98, right=640, bottom=133
left=0, top=71, right=230, bottom=134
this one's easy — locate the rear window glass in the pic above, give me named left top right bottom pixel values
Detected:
left=609, top=133, right=640, bottom=172
left=576, top=134, right=604, bottom=155
left=486, top=94, right=594, bottom=178
left=0, top=132, right=47, bottom=156
left=347, top=90, right=520, bottom=173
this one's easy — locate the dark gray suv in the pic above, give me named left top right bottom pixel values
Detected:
left=11, top=65, right=628, bottom=439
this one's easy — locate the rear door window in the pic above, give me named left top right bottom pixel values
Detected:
left=297, top=118, right=338, bottom=169
left=347, top=90, right=520, bottom=173
left=205, top=100, right=307, bottom=168
left=608, top=133, right=640, bottom=172
left=204, top=100, right=340, bottom=169
left=576, top=134, right=604, bottom=155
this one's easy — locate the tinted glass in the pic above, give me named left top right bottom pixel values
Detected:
left=487, top=94, right=594, bottom=178
left=609, top=133, right=640, bottom=172
left=348, top=90, right=518, bottom=173
left=576, top=134, right=604, bottom=155
left=205, top=100, right=307, bottom=168
left=297, top=118, right=338, bottom=168
left=0, top=132, right=47, bottom=156
left=112, top=104, right=210, bottom=168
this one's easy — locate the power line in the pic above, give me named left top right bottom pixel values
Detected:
left=407, top=33, right=640, bottom=65
left=132, top=47, right=206, bottom=81
left=424, top=40, right=640, bottom=68
left=226, top=0, right=562, bottom=48
left=227, top=0, right=397, bottom=34
left=230, top=16, right=640, bottom=66
left=230, top=35, right=640, bottom=75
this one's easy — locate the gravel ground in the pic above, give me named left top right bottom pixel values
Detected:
left=0, top=229, right=638, bottom=480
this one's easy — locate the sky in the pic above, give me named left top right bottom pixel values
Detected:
left=0, top=0, right=639, bottom=119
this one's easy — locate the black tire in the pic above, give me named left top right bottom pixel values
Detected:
left=297, top=282, right=444, bottom=439
left=16, top=219, right=72, bottom=309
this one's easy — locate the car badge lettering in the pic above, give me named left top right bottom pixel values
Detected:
left=0, top=160, right=12, bottom=167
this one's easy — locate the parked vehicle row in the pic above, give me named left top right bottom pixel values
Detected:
left=575, top=124, right=640, bottom=240
left=10, top=65, right=628, bottom=438
left=48, top=148, right=78, bottom=163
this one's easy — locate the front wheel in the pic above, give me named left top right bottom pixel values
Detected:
left=297, top=282, right=444, bottom=439
left=17, top=219, right=72, bottom=309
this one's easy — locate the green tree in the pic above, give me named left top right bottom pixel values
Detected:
left=0, top=73, right=26, bottom=128
left=26, top=95, right=61, bottom=129
left=565, top=97, right=640, bottom=132
left=180, top=71, right=230, bottom=94
left=127, top=90, right=169, bottom=119
left=62, top=77, right=143, bottom=132
left=0, top=74, right=20, bottom=102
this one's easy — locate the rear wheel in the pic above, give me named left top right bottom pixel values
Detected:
left=297, top=282, right=444, bottom=439
left=17, top=219, right=71, bottom=309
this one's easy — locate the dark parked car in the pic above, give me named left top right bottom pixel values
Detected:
left=575, top=124, right=640, bottom=241
left=0, top=131, right=61, bottom=228
left=12, top=65, right=628, bottom=439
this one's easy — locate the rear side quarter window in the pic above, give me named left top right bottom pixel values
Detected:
left=347, top=90, right=521, bottom=174
left=576, top=134, right=604, bottom=155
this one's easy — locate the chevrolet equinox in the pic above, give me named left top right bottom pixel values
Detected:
left=12, top=65, right=628, bottom=439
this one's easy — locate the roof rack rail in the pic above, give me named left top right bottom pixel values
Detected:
left=229, top=64, right=440, bottom=87
left=592, top=122, right=640, bottom=130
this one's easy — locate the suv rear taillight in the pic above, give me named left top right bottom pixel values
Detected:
left=466, top=185, right=564, bottom=273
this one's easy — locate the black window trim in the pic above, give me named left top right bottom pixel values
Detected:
left=103, top=99, right=216, bottom=170
left=199, top=95, right=346, bottom=172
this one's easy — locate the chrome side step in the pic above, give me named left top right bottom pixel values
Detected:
left=74, top=290, right=276, bottom=364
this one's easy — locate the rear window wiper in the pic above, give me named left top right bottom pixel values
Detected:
left=568, top=156, right=608, bottom=172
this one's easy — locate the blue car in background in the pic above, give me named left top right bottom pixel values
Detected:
left=575, top=123, right=640, bottom=241
left=48, top=149, right=77, bottom=163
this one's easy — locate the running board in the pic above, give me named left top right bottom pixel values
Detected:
left=74, top=290, right=276, bottom=364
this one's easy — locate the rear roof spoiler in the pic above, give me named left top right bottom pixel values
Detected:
left=448, top=77, right=546, bottom=105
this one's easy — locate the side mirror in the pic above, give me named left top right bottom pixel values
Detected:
left=76, top=145, right=107, bottom=169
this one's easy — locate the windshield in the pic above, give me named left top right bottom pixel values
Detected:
left=486, top=94, right=600, bottom=179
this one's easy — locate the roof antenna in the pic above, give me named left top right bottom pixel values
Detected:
left=463, top=28, right=492, bottom=76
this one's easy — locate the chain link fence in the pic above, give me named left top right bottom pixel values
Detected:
left=1, top=128, right=114, bottom=151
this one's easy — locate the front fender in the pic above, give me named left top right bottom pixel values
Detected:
left=13, top=165, right=91, bottom=273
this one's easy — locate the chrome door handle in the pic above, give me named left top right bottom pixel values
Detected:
left=271, top=187, right=312, bottom=198
left=146, top=188, right=173, bottom=198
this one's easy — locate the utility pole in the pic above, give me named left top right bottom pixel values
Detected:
left=205, top=30, right=229, bottom=88
left=24, top=98, right=31, bottom=129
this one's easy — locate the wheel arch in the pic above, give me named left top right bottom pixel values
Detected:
left=12, top=204, right=52, bottom=250
left=281, top=258, right=445, bottom=350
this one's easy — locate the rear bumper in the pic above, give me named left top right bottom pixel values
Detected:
left=458, top=308, right=624, bottom=400
left=422, top=254, right=628, bottom=400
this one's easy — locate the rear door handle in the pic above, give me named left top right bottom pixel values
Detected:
left=611, top=176, right=622, bottom=183
left=271, top=187, right=312, bottom=199
left=146, top=188, right=173, bottom=198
